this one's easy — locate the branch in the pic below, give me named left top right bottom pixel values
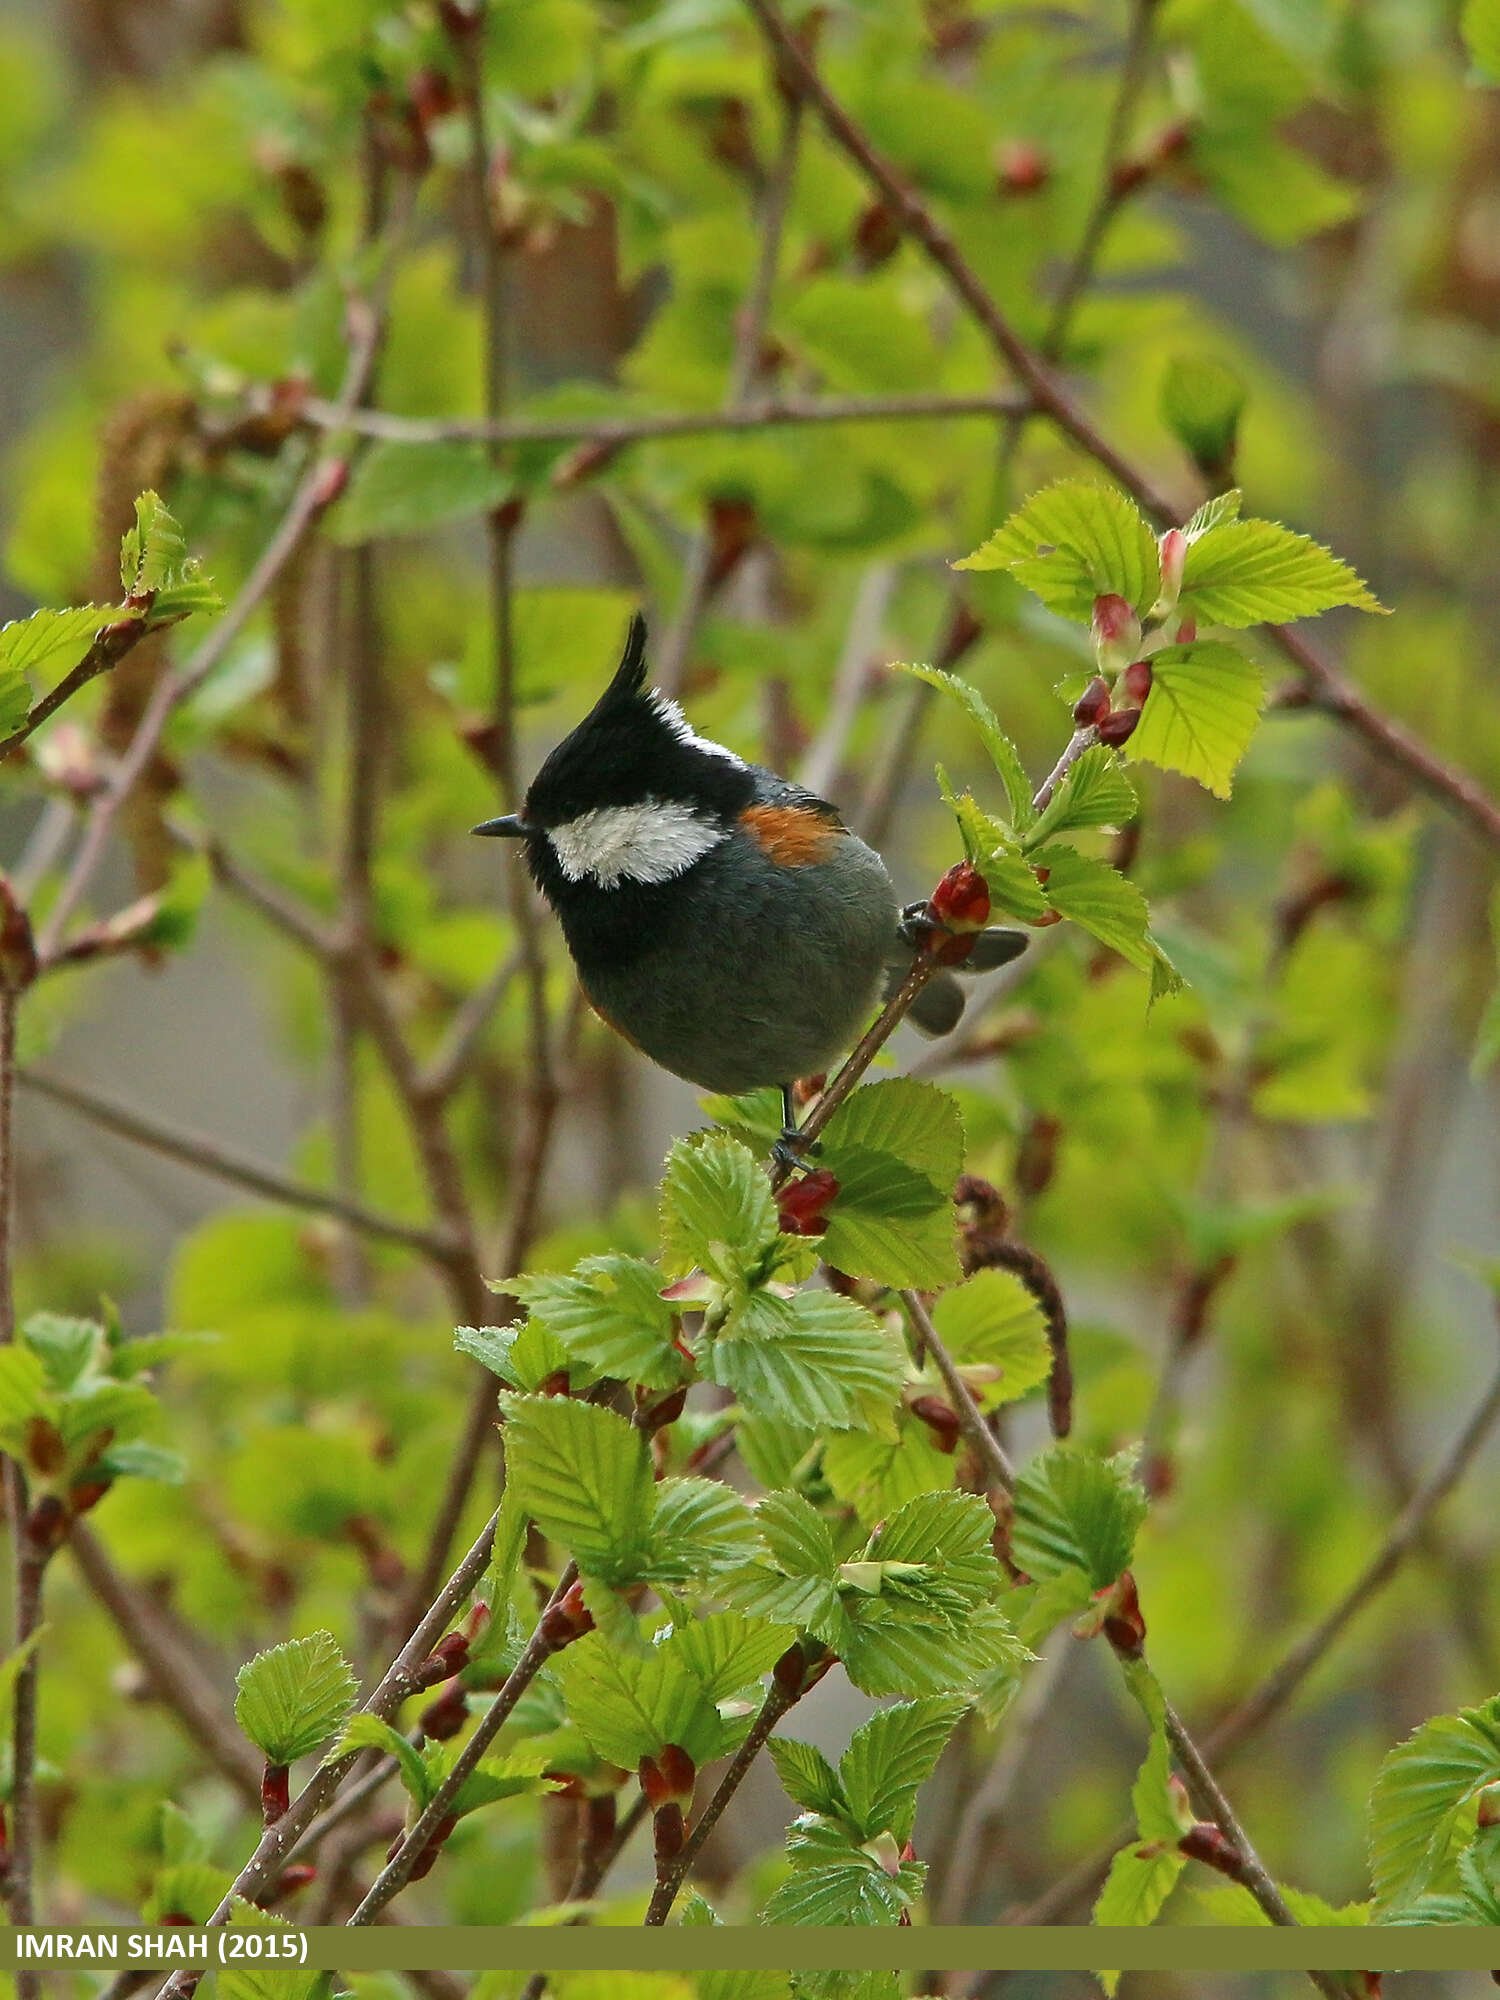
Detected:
left=417, top=949, right=522, bottom=1103
left=151, top=1511, right=500, bottom=2000
left=0, top=614, right=157, bottom=760
left=642, top=1677, right=798, bottom=1925
left=655, top=87, right=804, bottom=698
left=742, top=0, right=1500, bottom=854
left=16, top=1066, right=456, bottom=1264
left=67, top=1525, right=263, bottom=1805
left=37, top=297, right=385, bottom=963
left=298, top=389, right=1031, bottom=450
left=345, top=1562, right=580, bottom=1924
left=907, top=1296, right=1336, bottom=1986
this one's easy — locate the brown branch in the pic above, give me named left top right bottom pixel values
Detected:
left=299, top=390, right=1031, bottom=450
left=37, top=296, right=385, bottom=963
left=0, top=614, right=157, bottom=760
left=345, top=1562, right=580, bottom=1924
left=67, top=1524, right=262, bottom=1804
left=15, top=1065, right=456, bottom=1263
left=418, top=949, right=522, bottom=1103
left=152, top=1510, right=499, bottom=2000
left=643, top=1677, right=798, bottom=1925
left=742, top=0, right=1500, bottom=854
left=655, top=88, right=804, bottom=698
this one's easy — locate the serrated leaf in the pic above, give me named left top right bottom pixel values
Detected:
left=839, top=1695, right=968, bottom=1846
left=1025, top=746, right=1137, bottom=849
left=1369, top=1694, right=1500, bottom=1910
left=756, top=1490, right=839, bottom=1578
left=704, top=1287, right=905, bottom=1431
left=957, top=480, right=1160, bottom=621
left=930, top=1268, right=1051, bottom=1409
left=0, top=1344, right=52, bottom=1443
left=863, top=1490, right=1001, bottom=1612
left=666, top=1609, right=794, bottom=1702
left=120, top=491, right=186, bottom=596
left=325, top=441, right=515, bottom=544
left=0, top=604, right=113, bottom=715
left=552, top=1634, right=702, bottom=1770
left=938, top=780, right=1050, bottom=922
left=769, top=1737, right=848, bottom=1819
left=701, top=1976, right=793, bottom=2000
left=1127, top=642, right=1265, bottom=799
left=234, top=1630, right=357, bottom=1766
left=843, top=1599, right=1019, bottom=1700
left=1179, top=516, right=1386, bottom=626
left=644, top=1477, right=762, bottom=1589
left=1011, top=1447, right=1147, bottom=1590
left=23, top=1313, right=101, bottom=1391
left=817, top=1077, right=964, bottom=1290
left=1093, top=1842, right=1186, bottom=1947
left=1120, top=1656, right=1180, bottom=1844
left=762, top=1849, right=919, bottom=1926
left=328, top=1712, right=431, bottom=1807
left=661, top=1130, right=780, bottom=1284
left=1030, top=843, right=1153, bottom=970
left=1185, top=490, right=1243, bottom=540
left=501, top=1396, right=654, bottom=1583
left=822, top=1421, right=956, bottom=1527
left=898, top=664, right=1034, bottom=826
left=512, top=1255, right=685, bottom=1389
left=142, top=1860, right=232, bottom=1926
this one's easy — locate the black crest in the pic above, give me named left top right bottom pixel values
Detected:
left=521, top=614, right=754, bottom=829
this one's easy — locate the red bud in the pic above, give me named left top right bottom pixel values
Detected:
left=907, top=1394, right=960, bottom=1453
left=1097, top=707, right=1141, bottom=746
left=1157, top=528, right=1187, bottom=606
left=1092, top=594, right=1141, bottom=671
left=276, top=1864, right=317, bottom=1896
left=929, top=861, right=990, bottom=935
left=1120, top=659, right=1153, bottom=705
left=0, top=881, right=38, bottom=994
left=310, top=458, right=349, bottom=510
left=997, top=140, right=1049, bottom=194
left=1073, top=676, right=1112, bottom=727
left=1175, top=616, right=1197, bottom=645
left=652, top=1800, right=685, bottom=1866
left=420, top=1679, right=469, bottom=1740
left=777, top=1168, right=841, bottom=1237
left=656, top=1743, right=696, bottom=1806
left=261, top=1763, right=291, bottom=1825
left=1178, top=1822, right=1243, bottom=1877
left=1101, top=1570, right=1147, bottom=1656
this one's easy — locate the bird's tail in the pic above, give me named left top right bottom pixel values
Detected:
left=886, top=926, right=1029, bottom=1039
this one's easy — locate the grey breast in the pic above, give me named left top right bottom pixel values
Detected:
left=586, top=829, right=899, bottom=1095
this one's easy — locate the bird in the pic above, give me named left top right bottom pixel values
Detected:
left=474, top=614, right=1027, bottom=1159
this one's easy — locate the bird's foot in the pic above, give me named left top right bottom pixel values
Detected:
left=773, top=1126, right=822, bottom=1176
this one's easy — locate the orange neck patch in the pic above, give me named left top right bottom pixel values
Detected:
left=739, top=802, right=843, bottom=866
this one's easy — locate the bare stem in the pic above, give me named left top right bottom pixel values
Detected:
left=0, top=615, right=158, bottom=760
left=16, top=1065, right=455, bottom=1263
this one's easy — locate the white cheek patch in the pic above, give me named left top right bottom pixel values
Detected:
left=648, top=691, right=746, bottom=768
left=547, top=799, right=727, bottom=887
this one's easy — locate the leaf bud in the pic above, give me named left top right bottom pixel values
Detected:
left=1156, top=528, right=1188, bottom=610
left=1073, top=676, right=1112, bottom=728
left=996, top=140, right=1049, bottom=195
left=1092, top=594, right=1141, bottom=672
left=1097, top=707, right=1141, bottom=746
left=1120, top=659, right=1153, bottom=705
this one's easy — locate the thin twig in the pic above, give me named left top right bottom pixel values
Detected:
left=418, top=950, right=522, bottom=1103
left=654, top=89, right=804, bottom=698
left=297, top=389, right=1032, bottom=449
left=67, top=1525, right=263, bottom=1803
left=152, top=1512, right=500, bottom=2000
left=0, top=615, right=158, bottom=760
left=16, top=1066, right=457, bottom=1263
left=345, top=1562, right=579, bottom=1924
left=642, top=1678, right=798, bottom=1925
left=742, top=0, right=1500, bottom=854
left=38, top=298, right=385, bottom=962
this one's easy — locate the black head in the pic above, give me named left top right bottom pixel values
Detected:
left=475, top=614, right=754, bottom=838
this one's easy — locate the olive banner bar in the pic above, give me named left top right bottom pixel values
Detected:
left=2, top=1929, right=1498, bottom=1974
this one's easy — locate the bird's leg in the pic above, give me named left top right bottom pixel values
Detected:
left=773, top=1082, right=821, bottom=1174
left=897, top=898, right=942, bottom=952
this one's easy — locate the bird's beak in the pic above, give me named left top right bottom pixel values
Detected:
left=472, top=814, right=534, bottom=838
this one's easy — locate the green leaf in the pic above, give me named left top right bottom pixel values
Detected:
left=645, top=1478, right=762, bottom=1590
left=704, top=1287, right=905, bottom=1431
left=1093, top=1842, right=1186, bottom=1946
left=1185, top=491, right=1243, bottom=539
left=457, top=1318, right=571, bottom=1392
left=512, top=1255, right=686, bottom=1389
left=325, top=441, right=515, bottom=544
left=839, top=1695, right=968, bottom=1846
left=22, top=1313, right=101, bottom=1391
left=863, top=1491, right=1001, bottom=1614
left=817, top=1077, right=964, bottom=1290
left=1368, top=1694, right=1500, bottom=1910
left=234, top=1630, right=357, bottom=1766
left=1127, top=642, right=1265, bottom=799
left=1025, top=746, right=1137, bottom=849
left=768, top=1737, right=848, bottom=1819
left=1029, top=843, right=1153, bottom=971
left=329, top=1712, right=432, bottom=1807
left=501, top=1396, right=655, bottom=1583
left=930, top=1268, right=1052, bottom=1410
left=756, top=1489, right=839, bottom=1579
left=841, top=1599, right=1017, bottom=1699
left=1160, top=356, right=1246, bottom=476
left=0, top=603, right=112, bottom=708
left=1191, top=128, right=1359, bottom=249
left=0, top=1344, right=51, bottom=1444
left=957, top=480, right=1161, bottom=620
left=1011, top=1446, right=1147, bottom=1590
left=1464, top=0, right=1500, bottom=77
left=822, top=1420, right=956, bottom=1527
left=1120, top=1656, right=1181, bottom=1845
left=142, top=1860, right=232, bottom=1926
left=661, top=1130, right=780, bottom=1285
left=762, top=1845, right=921, bottom=1926
left=666, top=1609, right=794, bottom=1702
left=897, top=664, right=1034, bottom=827
left=1179, top=516, right=1385, bottom=626
left=938, top=781, right=1050, bottom=922
left=120, top=491, right=185, bottom=595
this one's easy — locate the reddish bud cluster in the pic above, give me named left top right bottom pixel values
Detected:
left=1121, top=659, right=1153, bottom=705
left=639, top=1742, right=697, bottom=1813
left=415, top=1629, right=471, bottom=1690
left=773, top=1640, right=836, bottom=1700
left=853, top=199, right=903, bottom=270
left=539, top=1579, right=595, bottom=1653
left=1101, top=1570, right=1147, bottom=1656
left=390, top=1812, right=457, bottom=1883
left=637, top=1382, right=689, bottom=1433
left=0, top=880, right=38, bottom=995
left=261, top=1762, right=291, bottom=1826
left=1178, top=1822, right=1244, bottom=1878
left=777, top=1168, right=841, bottom=1237
left=1097, top=707, right=1142, bottom=746
left=918, top=860, right=992, bottom=967
left=1073, top=676, right=1112, bottom=727
left=420, top=1679, right=469, bottom=1741
left=907, top=1393, right=960, bottom=1453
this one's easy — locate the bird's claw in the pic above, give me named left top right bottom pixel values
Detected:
left=773, top=1127, right=822, bottom=1175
